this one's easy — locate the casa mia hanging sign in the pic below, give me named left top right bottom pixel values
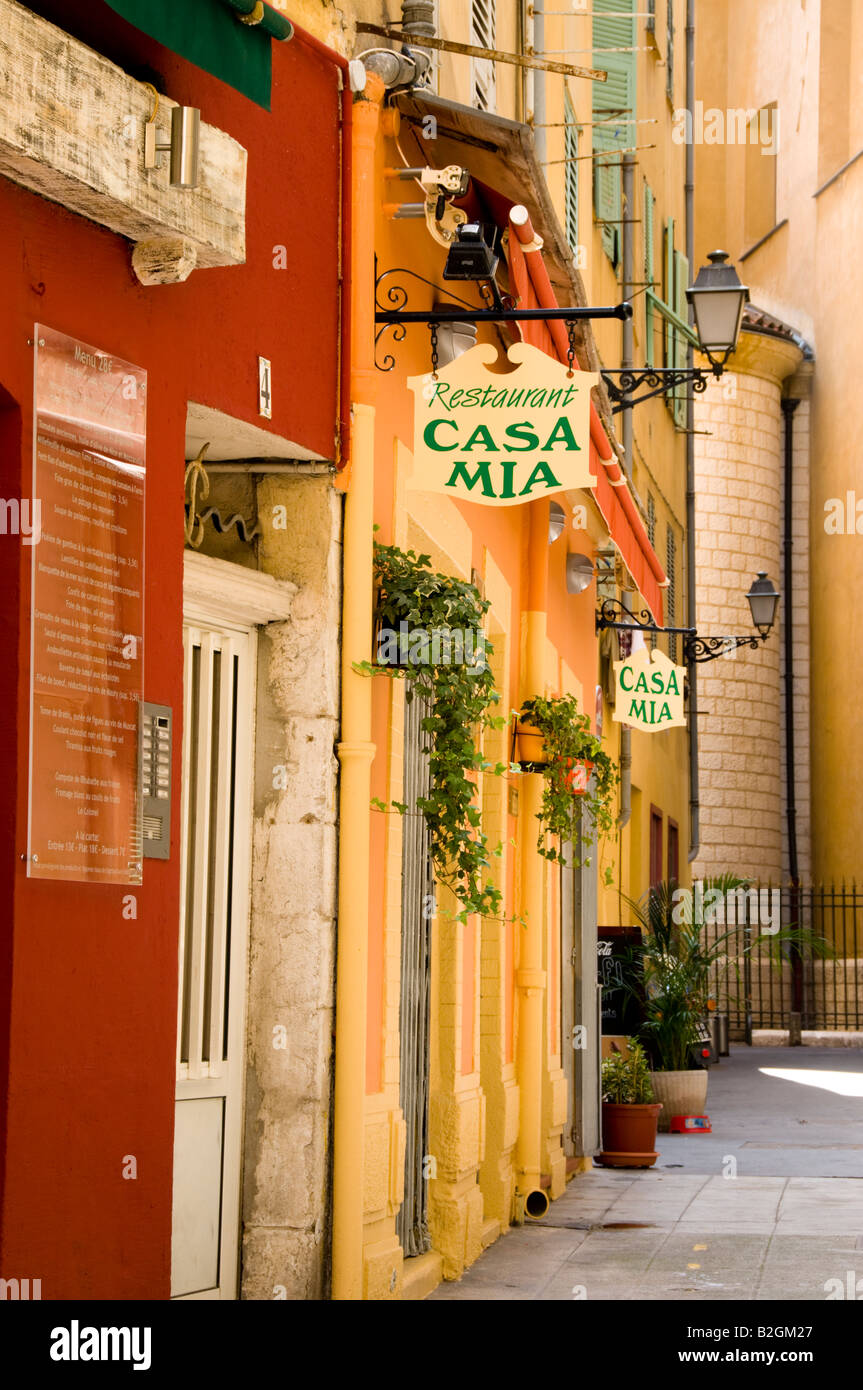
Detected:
left=613, top=646, right=687, bottom=732
left=407, top=341, right=597, bottom=505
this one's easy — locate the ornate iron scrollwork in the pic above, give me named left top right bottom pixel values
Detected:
left=600, top=365, right=714, bottom=413
left=374, top=261, right=479, bottom=372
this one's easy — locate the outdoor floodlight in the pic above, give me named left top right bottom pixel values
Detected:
left=443, top=223, right=499, bottom=281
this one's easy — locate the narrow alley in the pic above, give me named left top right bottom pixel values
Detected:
left=430, top=1046, right=863, bottom=1301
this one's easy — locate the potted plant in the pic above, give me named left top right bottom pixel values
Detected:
left=621, top=876, right=833, bottom=1131
left=515, top=694, right=618, bottom=871
left=598, top=1038, right=662, bottom=1168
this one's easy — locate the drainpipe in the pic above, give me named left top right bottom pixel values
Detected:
left=782, top=397, right=802, bottom=1017
left=618, top=152, right=636, bottom=833
left=516, top=498, right=551, bottom=1222
left=331, top=71, right=385, bottom=1301
left=291, top=24, right=352, bottom=471
left=685, top=0, right=699, bottom=863
left=533, top=5, right=547, bottom=164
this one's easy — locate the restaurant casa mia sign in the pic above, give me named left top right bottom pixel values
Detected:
left=613, top=646, right=687, bottom=732
left=407, top=341, right=597, bottom=506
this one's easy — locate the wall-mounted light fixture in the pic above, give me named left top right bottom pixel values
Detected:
left=145, top=103, right=201, bottom=189
left=566, top=552, right=595, bottom=594
left=443, top=223, right=500, bottom=281
left=600, top=250, right=749, bottom=413
left=548, top=501, right=566, bottom=544
left=595, top=572, right=780, bottom=664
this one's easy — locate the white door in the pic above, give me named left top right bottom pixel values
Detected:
left=171, top=610, right=256, bottom=1300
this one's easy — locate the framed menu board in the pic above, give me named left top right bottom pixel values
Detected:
left=27, top=325, right=146, bottom=884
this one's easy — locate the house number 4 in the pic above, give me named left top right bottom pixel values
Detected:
left=258, top=357, right=272, bottom=419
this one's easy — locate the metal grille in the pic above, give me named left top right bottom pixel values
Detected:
left=705, top=883, right=863, bottom=1038
left=178, top=627, right=241, bottom=1077
left=397, top=689, right=435, bottom=1258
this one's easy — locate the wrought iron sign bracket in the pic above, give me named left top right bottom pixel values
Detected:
left=595, top=598, right=769, bottom=664
left=599, top=364, right=722, bottom=413
left=374, top=260, right=633, bottom=371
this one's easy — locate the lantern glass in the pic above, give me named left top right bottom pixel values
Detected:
left=686, top=250, right=749, bottom=359
left=746, top=571, right=780, bottom=635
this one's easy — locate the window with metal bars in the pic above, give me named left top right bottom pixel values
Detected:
left=564, top=91, right=579, bottom=256
left=471, top=0, right=496, bottom=111
left=666, top=526, right=677, bottom=662
left=666, top=0, right=674, bottom=103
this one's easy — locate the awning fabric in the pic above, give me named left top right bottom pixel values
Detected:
left=103, top=0, right=293, bottom=109
left=506, top=226, right=666, bottom=625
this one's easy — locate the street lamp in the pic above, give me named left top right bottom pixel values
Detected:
left=595, top=572, right=781, bottom=664
left=745, top=571, right=781, bottom=638
left=599, top=250, right=750, bottom=412
left=686, top=250, right=749, bottom=373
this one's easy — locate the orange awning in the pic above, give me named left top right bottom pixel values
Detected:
left=507, top=211, right=666, bottom=624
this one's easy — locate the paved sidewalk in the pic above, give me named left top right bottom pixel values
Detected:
left=429, top=1046, right=863, bottom=1301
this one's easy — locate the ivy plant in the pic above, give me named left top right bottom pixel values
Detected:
left=356, top=541, right=508, bottom=922
left=518, top=694, right=618, bottom=876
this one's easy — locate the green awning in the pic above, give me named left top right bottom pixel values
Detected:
left=104, top=0, right=293, bottom=109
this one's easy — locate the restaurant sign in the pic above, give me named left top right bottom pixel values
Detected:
left=408, top=341, right=597, bottom=506
left=613, top=646, right=686, bottom=732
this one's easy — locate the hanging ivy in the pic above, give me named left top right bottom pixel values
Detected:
left=518, top=694, right=619, bottom=879
left=356, top=540, right=508, bottom=922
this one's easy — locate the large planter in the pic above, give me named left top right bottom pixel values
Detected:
left=597, top=1101, right=663, bottom=1168
left=651, top=1070, right=708, bottom=1132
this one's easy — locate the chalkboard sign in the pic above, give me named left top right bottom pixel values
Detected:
left=598, top=927, right=644, bottom=1035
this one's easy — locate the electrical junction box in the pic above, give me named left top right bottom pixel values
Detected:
left=140, top=702, right=172, bottom=859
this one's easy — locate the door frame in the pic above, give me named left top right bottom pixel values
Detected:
left=173, top=552, right=296, bottom=1300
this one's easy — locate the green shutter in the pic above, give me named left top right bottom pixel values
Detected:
left=644, top=183, right=655, bottom=366
left=592, top=0, right=636, bottom=268
left=672, top=249, right=689, bottom=426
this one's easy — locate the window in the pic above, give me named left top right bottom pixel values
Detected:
left=564, top=90, right=580, bottom=257
left=649, top=807, right=664, bottom=888
left=471, top=0, right=496, bottom=112
left=593, top=0, right=636, bottom=268
left=744, top=103, right=778, bottom=248
left=667, top=818, right=679, bottom=887
left=665, top=0, right=674, bottom=103
left=818, top=2, right=852, bottom=183
left=665, top=526, right=677, bottom=662
left=647, top=492, right=656, bottom=548
left=646, top=0, right=656, bottom=35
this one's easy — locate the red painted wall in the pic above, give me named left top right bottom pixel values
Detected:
left=0, top=5, right=342, bottom=1298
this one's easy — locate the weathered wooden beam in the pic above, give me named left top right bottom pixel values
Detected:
left=0, top=0, right=247, bottom=280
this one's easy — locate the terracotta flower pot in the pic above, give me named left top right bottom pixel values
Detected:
left=651, top=1069, right=709, bottom=1132
left=598, top=1101, right=663, bottom=1168
left=515, top=720, right=547, bottom=766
